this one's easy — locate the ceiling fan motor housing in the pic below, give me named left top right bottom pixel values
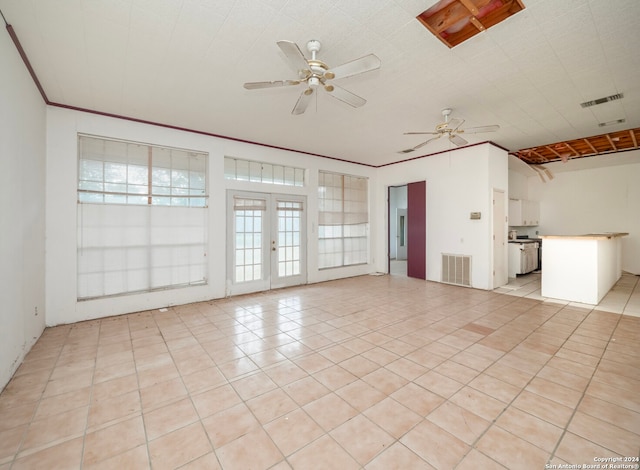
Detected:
left=306, top=39, right=322, bottom=55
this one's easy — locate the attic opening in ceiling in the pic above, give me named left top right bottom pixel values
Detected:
left=417, top=0, right=526, bottom=48
left=513, top=128, right=640, bottom=164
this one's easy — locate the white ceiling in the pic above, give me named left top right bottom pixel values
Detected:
left=1, top=0, right=639, bottom=167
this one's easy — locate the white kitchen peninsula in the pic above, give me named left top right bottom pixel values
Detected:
left=540, top=233, right=628, bottom=304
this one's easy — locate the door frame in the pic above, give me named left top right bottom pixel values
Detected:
left=226, top=190, right=307, bottom=296
left=270, top=194, right=307, bottom=290
left=387, top=182, right=426, bottom=279
left=492, top=188, right=508, bottom=288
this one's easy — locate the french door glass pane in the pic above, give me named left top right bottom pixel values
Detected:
left=277, top=201, right=302, bottom=278
left=234, top=205, right=263, bottom=283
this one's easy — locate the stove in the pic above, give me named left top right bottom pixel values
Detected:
left=508, top=237, right=541, bottom=276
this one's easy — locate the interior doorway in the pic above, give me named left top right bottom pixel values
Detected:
left=388, top=186, right=408, bottom=276
left=388, top=181, right=426, bottom=279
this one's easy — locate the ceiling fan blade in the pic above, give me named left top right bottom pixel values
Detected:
left=325, top=85, right=366, bottom=108
left=243, top=80, right=300, bottom=90
left=325, top=54, right=381, bottom=80
left=276, top=40, right=311, bottom=77
left=450, top=118, right=464, bottom=132
left=413, top=135, right=442, bottom=150
left=460, top=124, right=500, bottom=134
left=292, top=88, right=314, bottom=115
left=449, top=134, right=468, bottom=146
left=404, top=131, right=440, bottom=135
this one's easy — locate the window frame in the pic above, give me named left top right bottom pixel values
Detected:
left=78, top=134, right=208, bottom=207
left=317, top=171, right=369, bottom=269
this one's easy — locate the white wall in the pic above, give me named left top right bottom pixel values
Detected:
left=374, top=143, right=509, bottom=290
left=45, top=107, right=376, bottom=326
left=0, top=30, right=47, bottom=390
left=507, top=155, right=539, bottom=237
left=527, top=151, right=640, bottom=275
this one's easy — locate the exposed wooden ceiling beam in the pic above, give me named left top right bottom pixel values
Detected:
left=583, top=138, right=598, bottom=154
left=531, top=149, right=545, bottom=160
left=423, top=2, right=470, bottom=33
left=630, top=130, right=638, bottom=149
left=519, top=148, right=546, bottom=163
left=469, top=16, right=486, bottom=31
left=515, top=128, right=639, bottom=164
left=564, top=142, right=580, bottom=156
left=459, top=0, right=481, bottom=15
left=545, top=145, right=562, bottom=157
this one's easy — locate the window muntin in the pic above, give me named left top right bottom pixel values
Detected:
left=224, top=156, right=304, bottom=187
left=233, top=197, right=266, bottom=283
left=77, top=135, right=208, bottom=300
left=277, top=200, right=303, bottom=277
left=78, top=136, right=207, bottom=207
left=318, top=171, right=368, bottom=269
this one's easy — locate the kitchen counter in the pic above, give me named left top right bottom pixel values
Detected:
left=540, top=232, right=628, bottom=240
left=540, top=232, right=628, bottom=304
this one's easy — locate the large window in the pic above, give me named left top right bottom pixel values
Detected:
left=77, top=135, right=208, bottom=300
left=318, top=171, right=368, bottom=269
left=79, top=137, right=207, bottom=206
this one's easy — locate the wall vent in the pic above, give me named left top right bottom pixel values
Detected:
left=442, top=254, right=471, bottom=287
left=580, top=93, right=624, bottom=108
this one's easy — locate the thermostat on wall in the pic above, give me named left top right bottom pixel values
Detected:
left=470, top=212, right=481, bottom=220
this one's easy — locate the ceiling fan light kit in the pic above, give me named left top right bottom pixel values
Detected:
left=243, top=39, right=381, bottom=115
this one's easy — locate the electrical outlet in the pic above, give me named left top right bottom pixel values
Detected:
left=34, top=306, right=38, bottom=316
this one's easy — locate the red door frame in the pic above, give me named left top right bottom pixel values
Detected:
left=387, top=181, right=426, bottom=279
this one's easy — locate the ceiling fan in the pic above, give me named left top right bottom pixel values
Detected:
left=400, top=108, right=500, bottom=153
left=243, top=40, right=381, bottom=115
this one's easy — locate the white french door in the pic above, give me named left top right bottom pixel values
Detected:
left=227, top=191, right=306, bottom=295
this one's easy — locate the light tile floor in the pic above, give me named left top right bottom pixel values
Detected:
left=1, top=274, right=639, bottom=469
left=496, top=272, right=640, bottom=316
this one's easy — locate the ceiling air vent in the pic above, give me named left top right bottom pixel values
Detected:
left=598, top=118, right=626, bottom=128
left=580, top=93, right=624, bottom=108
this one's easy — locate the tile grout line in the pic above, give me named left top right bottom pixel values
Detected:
left=450, top=299, right=603, bottom=467
left=131, top=314, right=154, bottom=470
left=546, top=310, right=625, bottom=463
left=3, top=275, right=638, bottom=469
left=11, top=325, right=73, bottom=466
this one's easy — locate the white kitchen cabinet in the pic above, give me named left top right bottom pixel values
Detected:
left=509, top=199, right=539, bottom=226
